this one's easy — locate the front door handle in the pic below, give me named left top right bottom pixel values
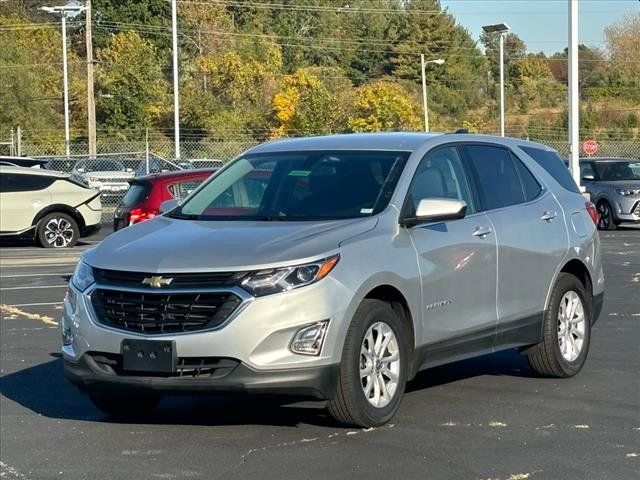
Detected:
left=541, top=211, right=557, bottom=222
left=472, top=226, right=493, bottom=238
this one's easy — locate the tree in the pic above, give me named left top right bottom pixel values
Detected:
left=95, top=31, right=168, bottom=135
left=0, top=15, right=86, bottom=149
left=348, top=81, right=420, bottom=132
left=604, top=13, right=640, bottom=78
left=271, top=68, right=340, bottom=138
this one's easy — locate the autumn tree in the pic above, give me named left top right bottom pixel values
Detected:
left=348, top=81, right=421, bottom=132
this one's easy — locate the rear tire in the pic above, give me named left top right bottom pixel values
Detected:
left=89, top=394, right=162, bottom=419
left=327, top=299, right=409, bottom=427
left=36, top=212, right=79, bottom=248
left=527, top=273, right=591, bottom=378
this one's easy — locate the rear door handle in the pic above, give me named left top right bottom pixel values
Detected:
left=472, top=226, right=493, bottom=238
left=541, top=211, right=557, bottom=222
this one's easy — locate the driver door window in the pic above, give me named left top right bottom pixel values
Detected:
left=406, top=146, right=475, bottom=216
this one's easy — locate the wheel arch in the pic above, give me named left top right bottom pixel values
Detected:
left=32, top=204, right=86, bottom=231
left=362, top=284, right=417, bottom=378
left=546, top=258, right=594, bottom=312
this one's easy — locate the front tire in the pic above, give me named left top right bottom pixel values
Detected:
left=327, top=299, right=409, bottom=427
left=527, top=273, right=592, bottom=377
left=89, top=394, right=162, bottom=419
left=596, top=200, right=616, bottom=230
left=36, top=212, right=79, bottom=248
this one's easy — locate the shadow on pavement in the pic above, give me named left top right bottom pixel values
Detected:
left=0, top=349, right=534, bottom=427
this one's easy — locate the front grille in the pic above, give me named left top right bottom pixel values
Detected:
left=93, top=268, right=248, bottom=289
left=87, top=352, right=239, bottom=378
left=91, top=289, right=242, bottom=334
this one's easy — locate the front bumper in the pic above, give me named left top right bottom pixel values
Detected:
left=64, top=354, right=339, bottom=399
left=612, top=198, right=640, bottom=223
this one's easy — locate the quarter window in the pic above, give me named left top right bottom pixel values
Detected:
left=463, top=145, right=525, bottom=210
left=406, top=146, right=475, bottom=216
left=519, top=146, right=581, bottom=193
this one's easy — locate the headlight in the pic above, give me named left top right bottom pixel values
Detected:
left=240, top=255, right=340, bottom=297
left=615, top=188, right=640, bottom=196
left=71, top=261, right=95, bottom=292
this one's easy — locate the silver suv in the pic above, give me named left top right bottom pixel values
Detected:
left=578, top=157, right=640, bottom=230
left=62, top=133, right=604, bottom=427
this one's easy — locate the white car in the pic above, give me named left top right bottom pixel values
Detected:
left=71, top=159, right=135, bottom=195
left=0, top=166, right=102, bottom=248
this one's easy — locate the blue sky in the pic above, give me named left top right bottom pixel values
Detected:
left=440, top=0, right=639, bottom=54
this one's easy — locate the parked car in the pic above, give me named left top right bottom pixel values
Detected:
left=113, top=168, right=217, bottom=231
left=0, top=156, right=48, bottom=168
left=0, top=165, right=101, bottom=247
left=62, top=133, right=603, bottom=426
left=71, top=159, right=134, bottom=196
left=575, top=157, right=640, bottom=230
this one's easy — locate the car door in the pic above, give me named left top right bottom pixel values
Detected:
left=461, top=144, right=568, bottom=346
left=403, top=145, right=498, bottom=358
left=0, top=172, right=52, bottom=232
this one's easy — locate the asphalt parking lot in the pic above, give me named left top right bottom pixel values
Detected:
left=1, top=227, right=638, bottom=480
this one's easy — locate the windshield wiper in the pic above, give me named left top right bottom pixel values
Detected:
left=167, top=211, right=200, bottom=220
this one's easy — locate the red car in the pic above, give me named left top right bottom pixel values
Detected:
left=112, top=168, right=217, bottom=231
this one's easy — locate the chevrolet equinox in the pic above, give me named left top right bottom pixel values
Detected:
left=62, top=133, right=604, bottom=427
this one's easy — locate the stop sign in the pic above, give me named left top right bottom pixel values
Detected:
left=583, top=139, right=598, bottom=156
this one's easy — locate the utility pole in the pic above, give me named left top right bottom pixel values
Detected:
left=568, top=0, right=580, bottom=187
left=86, top=0, right=96, bottom=157
left=171, top=0, right=181, bottom=159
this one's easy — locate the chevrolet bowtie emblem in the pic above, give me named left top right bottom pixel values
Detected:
left=142, top=276, right=174, bottom=288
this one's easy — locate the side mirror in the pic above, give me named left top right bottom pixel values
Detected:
left=402, top=198, right=467, bottom=227
left=159, top=198, right=180, bottom=214
left=582, top=174, right=595, bottom=181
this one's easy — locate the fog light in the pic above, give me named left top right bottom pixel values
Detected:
left=62, top=325, right=74, bottom=346
left=290, top=320, right=329, bottom=356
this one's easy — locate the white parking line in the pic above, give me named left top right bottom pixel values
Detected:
left=0, top=263, right=78, bottom=268
left=6, top=302, right=63, bottom=307
left=0, top=273, right=72, bottom=278
left=1, top=285, right=68, bottom=291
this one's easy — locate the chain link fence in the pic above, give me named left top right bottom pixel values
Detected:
left=2, top=133, right=638, bottom=222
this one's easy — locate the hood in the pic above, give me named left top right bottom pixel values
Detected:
left=85, top=171, right=135, bottom=178
left=85, top=216, right=378, bottom=272
left=594, top=180, right=640, bottom=190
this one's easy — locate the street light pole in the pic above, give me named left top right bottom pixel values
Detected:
left=568, top=0, right=580, bottom=186
left=482, top=23, right=510, bottom=137
left=171, top=0, right=180, bottom=159
left=420, top=56, right=445, bottom=133
left=61, top=14, right=70, bottom=156
left=41, top=3, right=86, bottom=157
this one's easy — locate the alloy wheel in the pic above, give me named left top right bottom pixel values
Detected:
left=557, top=290, right=586, bottom=362
left=44, top=217, right=75, bottom=248
left=597, top=202, right=610, bottom=230
left=359, top=321, right=401, bottom=408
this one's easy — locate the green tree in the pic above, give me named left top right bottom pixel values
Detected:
left=95, top=31, right=168, bottom=135
left=348, top=81, right=420, bottom=132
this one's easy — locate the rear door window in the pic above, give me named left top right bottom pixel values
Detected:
left=519, top=146, right=580, bottom=193
left=462, top=145, right=525, bottom=211
left=168, top=180, right=204, bottom=199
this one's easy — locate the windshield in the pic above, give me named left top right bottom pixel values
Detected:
left=593, top=161, right=640, bottom=181
left=171, top=150, right=410, bottom=221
